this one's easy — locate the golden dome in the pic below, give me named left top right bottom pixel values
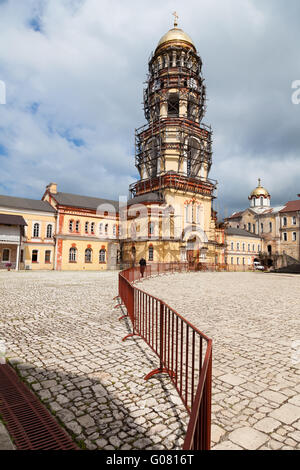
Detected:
left=250, top=179, right=270, bottom=198
left=156, top=27, right=196, bottom=51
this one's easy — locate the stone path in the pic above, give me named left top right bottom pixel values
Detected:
left=0, top=271, right=188, bottom=450
left=140, top=271, right=300, bottom=450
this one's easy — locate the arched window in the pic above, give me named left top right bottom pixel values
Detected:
left=99, top=249, right=106, bottom=263
left=148, top=245, right=154, bottom=261
left=85, top=222, right=89, bottom=233
left=33, top=223, right=40, bottom=238
left=260, top=197, right=264, bottom=206
left=91, top=222, right=95, bottom=234
left=75, top=221, right=80, bottom=233
left=46, top=224, right=53, bottom=238
left=105, top=224, right=108, bottom=235
left=85, top=248, right=92, bottom=263
left=69, top=220, right=74, bottom=232
left=69, top=247, right=77, bottom=262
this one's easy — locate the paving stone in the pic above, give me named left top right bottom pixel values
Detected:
left=219, top=374, right=246, bottom=387
left=270, top=404, right=300, bottom=425
left=211, top=424, right=226, bottom=443
left=261, top=390, right=287, bottom=404
left=228, top=427, right=269, bottom=450
left=212, top=440, right=243, bottom=450
left=254, top=417, right=281, bottom=433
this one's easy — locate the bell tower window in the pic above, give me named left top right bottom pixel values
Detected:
left=168, top=93, right=179, bottom=117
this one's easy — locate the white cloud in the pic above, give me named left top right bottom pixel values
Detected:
left=0, top=0, right=299, bottom=216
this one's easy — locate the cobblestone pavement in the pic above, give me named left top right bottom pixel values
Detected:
left=140, top=272, right=300, bottom=450
left=0, top=271, right=188, bottom=451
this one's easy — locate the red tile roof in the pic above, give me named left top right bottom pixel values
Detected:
left=226, top=211, right=244, bottom=220
left=280, top=200, right=300, bottom=213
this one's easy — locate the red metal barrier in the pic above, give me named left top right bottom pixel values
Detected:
left=118, top=262, right=213, bottom=451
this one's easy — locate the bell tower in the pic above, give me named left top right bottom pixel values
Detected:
left=130, top=15, right=215, bottom=197
left=123, top=17, right=223, bottom=266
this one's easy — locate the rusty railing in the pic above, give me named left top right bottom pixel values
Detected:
left=117, top=262, right=213, bottom=450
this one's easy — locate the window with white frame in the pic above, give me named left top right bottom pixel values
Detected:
left=292, top=216, right=296, bottom=225
left=283, top=217, right=287, bottom=226
left=248, top=244, right=250, bottom=252
left=33, top=223, right=40, bottom=238
left=292, top=232, right=297, bottom=241
left=231, top=242, right=234, bottom=250
left=99, top=223, right=103, bottom=235
left=32, top=249, right=38, bottom=263
left=148, top=245, right=154, bottom=261
left=85, top=248, right=92, bottom=263
left=260, top=223, right=264, bottom=233
left=237, top=242, right=240, bottom=251
left=46, top=224, right=53, bottom=238
left=252, top=244, right=255, bottom=252
left=258, top=244, right=261, bottom=252
left=231, top=257, right=234, bottom=265
left=69, top=247, right=77, bottom=262
left=242, top=243, right=245, bottom=251
left=113, top=224, right=116, bottom=237
left=237, top=257, right=240, bottom=265
left=99, top=249, right=106, bottom=263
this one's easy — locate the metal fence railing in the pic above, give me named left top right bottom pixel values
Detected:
left=117, top=262, right=213, bottom=450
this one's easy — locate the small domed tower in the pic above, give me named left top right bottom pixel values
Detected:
left=249, top=179, right=271, bottom=209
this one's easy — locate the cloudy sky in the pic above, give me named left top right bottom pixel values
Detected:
left=0, top=0, right=299, bottom=218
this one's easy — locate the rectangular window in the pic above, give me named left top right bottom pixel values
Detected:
left=292, top=216, right=296, bottom=225
left=85, top=222, right=89, bottom=233
left=248, top=244, right=250, bottom=252
left=292, top=232, right=297, bottom=241
left=45, top=250, right=51, bottom=263
left=283, top=232, right=287, bottom=242
left=231, top=257, right=234, bottom=265
left=248, top=223, right=251, bottom=232
left=253, top=224, right=255, bottom=233
left=237, top=257, right=240, bottom=265
left=283, top=217, right=287, bottom=226
left=20, top=250, right=24, bottom=263
left=231, top=242, right=234, bottom=250
left=243, top=258, right=245, bottom=265
left=2, top=249, right=10, bottom=262
left=32, top=250, right=38, bottom=263
left=237, top=243, right=240, bottom=251
left=269, top=222, right=272, bottom=232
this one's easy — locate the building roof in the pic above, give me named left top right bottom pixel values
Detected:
left=0, top=194, right=55, bottom=213
left=226, top=211, right=244, bottom=220
left=280, top=200, right=300, bottom=213
left=51, top=192, right=119, bottom=212
left=0, top=214, right=27, bottom=226
left=225, top=227, right=261, bottom=239
left=127, top=192, right=165, bottom=207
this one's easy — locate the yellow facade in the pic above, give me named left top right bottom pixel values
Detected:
left=0, top=206, right=56, bottom=270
